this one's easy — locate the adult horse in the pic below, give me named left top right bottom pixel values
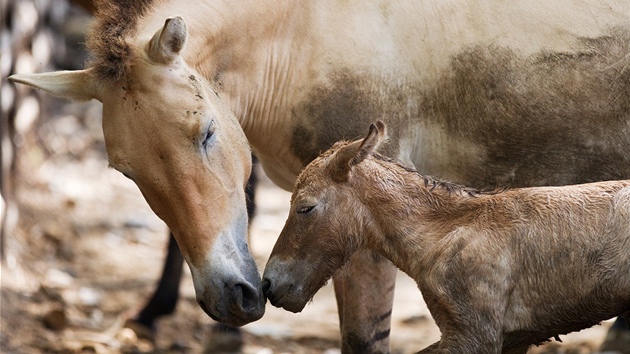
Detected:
left=9, top=0, right=630, bottom=352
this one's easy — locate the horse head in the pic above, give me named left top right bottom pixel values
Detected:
left=9, top=17, right=265, bottom=326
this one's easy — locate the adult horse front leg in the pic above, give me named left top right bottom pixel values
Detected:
left=129, top=233, right=184, bottom=336
left=334, top=249, right=398, bottom=354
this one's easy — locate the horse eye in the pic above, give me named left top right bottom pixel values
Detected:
left=297, top=205, right=315, bottom=214
left=202, top=128, right=215, bottom=147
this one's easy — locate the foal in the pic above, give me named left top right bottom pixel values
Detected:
left=262, top=121, right=630, bottom=354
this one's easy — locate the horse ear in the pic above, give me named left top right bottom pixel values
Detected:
left=329, top=121, right=386, bottom=181
left=147, top=16, right=187, bottom=64
left=8, top=69, right=101, bottom=102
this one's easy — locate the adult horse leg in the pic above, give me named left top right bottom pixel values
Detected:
left=333, top=249, right=398, bottom=354
left=127, top=232, right=184, bottom=336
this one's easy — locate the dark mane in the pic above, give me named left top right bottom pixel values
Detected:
left=87, top=0, right=159, bottom=82
left=371, top=153, right=497, bottom=197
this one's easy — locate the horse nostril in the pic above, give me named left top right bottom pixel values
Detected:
left=234, top=283, right=260, bottom=311
left=262, top=278, right=271, bottom=294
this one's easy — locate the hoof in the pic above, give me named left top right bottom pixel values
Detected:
left=203, top=324, right=243, bottom=353
left=123, top=318, right=155, bottom=342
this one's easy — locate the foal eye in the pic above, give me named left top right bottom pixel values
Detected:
left=297, top=205, right=315, bottom=214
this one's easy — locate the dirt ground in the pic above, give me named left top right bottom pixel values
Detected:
left=0, top=98, right=626, bottom=353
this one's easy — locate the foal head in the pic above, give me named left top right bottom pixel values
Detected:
left=262, top=121, right=386, bottom=312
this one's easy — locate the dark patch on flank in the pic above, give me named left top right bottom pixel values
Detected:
left=290, top=70, right=407, bottom=166
left=426, top=28, right=630, bottom=188
left=87, top=0, right=157, bottom=82
left=291, top=28, right=630, bottom=188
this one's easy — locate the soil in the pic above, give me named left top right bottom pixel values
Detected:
left=0, top=98, right=626, bottom=353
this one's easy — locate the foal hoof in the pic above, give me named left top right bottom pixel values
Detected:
left=203, top=323, right=243, bottom=354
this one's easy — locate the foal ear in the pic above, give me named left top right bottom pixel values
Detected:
left=350, top=120, right=386, bottom=166
left=329, top=121, right=386, bottom=181
left=147, top=16, right=187, bottom=64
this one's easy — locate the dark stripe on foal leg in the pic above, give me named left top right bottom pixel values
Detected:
left=372, top=329, right=391, bottom=343
left=377, top=310, right=392, bottom=323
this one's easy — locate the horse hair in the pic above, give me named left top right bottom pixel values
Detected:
left=87, top=0, right=159, bottom=82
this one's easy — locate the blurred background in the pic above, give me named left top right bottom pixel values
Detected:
left=0, top=1, right=620, bottom=353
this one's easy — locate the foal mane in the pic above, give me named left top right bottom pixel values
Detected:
left=370, top=153, right=494, bottom=198
left=87, top=0, right=160, bottom=82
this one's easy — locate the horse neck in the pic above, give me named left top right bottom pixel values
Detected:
left=355, top=158, right=479, bottom=278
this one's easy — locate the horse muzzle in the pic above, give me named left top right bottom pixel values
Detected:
left=197, top=276, right=266, bottom=326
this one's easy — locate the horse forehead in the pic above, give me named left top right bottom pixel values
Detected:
left=132, top=60, right=202, bottom=96
left=108, top=65, right=209, bottom=123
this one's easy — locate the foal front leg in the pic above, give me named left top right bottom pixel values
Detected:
left=333, top=249, right=398, bottom=354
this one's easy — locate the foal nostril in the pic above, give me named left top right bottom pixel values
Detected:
left=262, top=278, right=271, bottom=295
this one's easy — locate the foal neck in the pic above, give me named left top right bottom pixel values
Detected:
left=353, top=155, right=486, bottom=276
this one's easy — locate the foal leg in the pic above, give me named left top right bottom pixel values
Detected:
left=333, top=249, right=398, bottom=354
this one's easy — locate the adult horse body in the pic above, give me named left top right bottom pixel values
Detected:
left=9, top=0, right=630, bottom=352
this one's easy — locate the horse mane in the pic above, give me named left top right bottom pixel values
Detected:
left=87, top=0, right=160, bottom=82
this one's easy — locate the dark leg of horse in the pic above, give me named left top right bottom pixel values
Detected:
left=132, top=232, right=184, bottom=331
left=245, top=154, right=258, bottom=221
